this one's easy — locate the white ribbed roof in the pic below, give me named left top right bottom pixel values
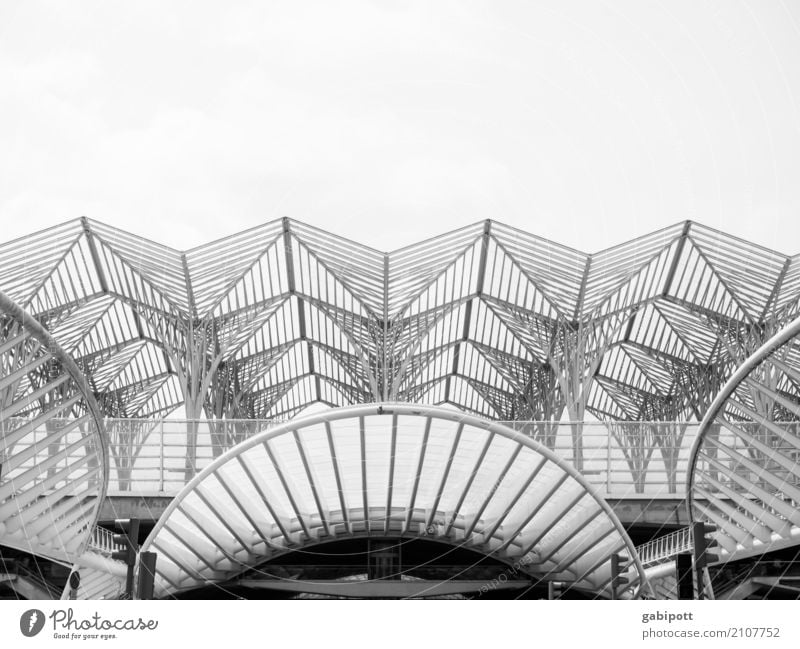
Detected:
left=142, top=404, right=646, bottom=599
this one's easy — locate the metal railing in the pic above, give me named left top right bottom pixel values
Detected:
left=5, top=418, right=699, bottom=499
left=636, top=527, right=694, bottom=568
left=87, top=525, right=123, bottom=557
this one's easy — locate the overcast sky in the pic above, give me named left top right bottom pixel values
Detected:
left=1, top=1, right=799, bottom=254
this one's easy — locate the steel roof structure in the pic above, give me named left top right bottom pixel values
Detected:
left=2, top=216, right=800, bottom=479
left=2, top=218, right=799, bottom=429
left=4, top=217, right=800, bottom=600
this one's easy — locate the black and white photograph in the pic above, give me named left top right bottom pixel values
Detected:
left=1, top=1, right=800, bottom=646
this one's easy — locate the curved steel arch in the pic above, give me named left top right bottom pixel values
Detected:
left=688, top=315, right=800, bottom=562
left=0, top=289, right=109, bottom=564
left=142, top=403, right=647, bottom=599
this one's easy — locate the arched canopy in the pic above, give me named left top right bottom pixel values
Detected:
left=0, top=290, right=108, bottom=564
left=688, top=315, right=800, bottom=562
left=142, top=403, right=646, bottom=599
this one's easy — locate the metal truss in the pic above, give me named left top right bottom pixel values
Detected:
left=2, top=218, right=800, bottom=471
left=688, top=315, right=800, bottom=563
left=140, top=404, right=647, bottom=599
left=0, top=290, right=108, bottom=565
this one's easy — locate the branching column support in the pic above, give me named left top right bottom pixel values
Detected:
left=182, top=318, right=204, bottom=481
left=658, top=421, right=689, bottom=494
left=180, top=319, right=230, bottom=479
left=148, top=310, right=226, bottom=481
left=547, top=251, right=592, bottom=471
left=527, top=362, right=563, bottom=448
left=106, top=420, right=157, bottom=492
left=708, top=318, right=788, bottom=422
left=545, top=311, right=631, bottom=471
left=602, top=390, right=690, bottom=494
left=546, top=321, right=602, bottom=471
left=542, top=258, right=592, bottom=471
left=642, top=395, right=689, bottom=495
left=606, top=421, right=654, bottom=493
left=205, top=363, right=253, bottom=457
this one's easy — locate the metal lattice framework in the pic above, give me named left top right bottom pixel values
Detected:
left=0, top=290, right=108, bottom=564
left=688, top=315, right=800, bottom=562
left=2, top=218, right=800, bottom=472
left=141, top=404, right=647, bottom=599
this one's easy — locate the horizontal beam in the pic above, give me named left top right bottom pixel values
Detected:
left=235, top=578, right=531, bottom=598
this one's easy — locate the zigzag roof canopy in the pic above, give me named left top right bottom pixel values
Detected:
left=1, top=217, right=799, bottom=423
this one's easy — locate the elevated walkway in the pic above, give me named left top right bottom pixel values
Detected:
left=97, top=495, right=690, bottom=527
left=93, top=417, right=697, bottom=529
left=95, top=418, right=696, bottom=502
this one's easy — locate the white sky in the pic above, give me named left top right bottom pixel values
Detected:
left=1, top=0, right=799, bottom=254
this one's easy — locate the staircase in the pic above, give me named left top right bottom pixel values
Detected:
left=59, top=525, right=129, bottom=600
left=636, top=526, right=714, bottom=600
left=637, top=527, right=693, bottom=569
